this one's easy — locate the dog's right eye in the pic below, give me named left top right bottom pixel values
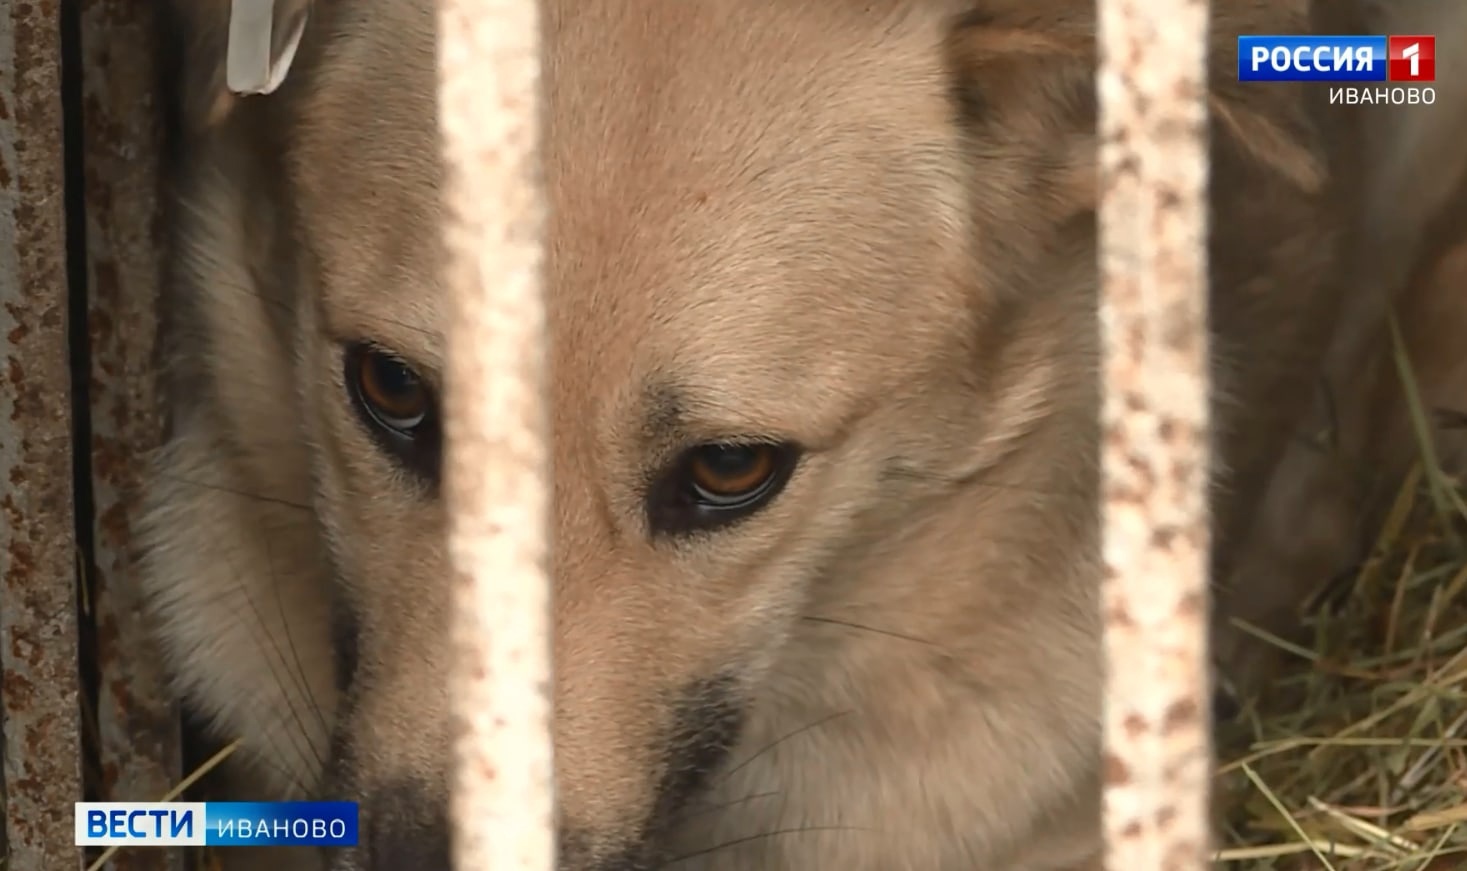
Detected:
left=344, top=343, right=441, bottom=482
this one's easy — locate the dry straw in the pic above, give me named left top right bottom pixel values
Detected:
left=1215, top=329, right=1467, bottom=871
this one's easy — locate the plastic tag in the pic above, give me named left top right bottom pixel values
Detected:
left=226, top=0, right=309, bottom=95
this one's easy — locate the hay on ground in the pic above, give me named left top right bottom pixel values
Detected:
left=1215, top=451, right=1467, bottom=870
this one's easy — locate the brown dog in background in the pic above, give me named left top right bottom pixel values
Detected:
left=1212, top=0, right=1467, bottom=695
left=139, top=1, right=1467, bottom=869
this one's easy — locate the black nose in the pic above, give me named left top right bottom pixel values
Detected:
left=364, top=782, right=451, bottom=870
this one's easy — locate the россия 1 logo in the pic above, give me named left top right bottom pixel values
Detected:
left=1238, top=34, right=1436, bottom=83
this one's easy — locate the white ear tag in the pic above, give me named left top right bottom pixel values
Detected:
left=227, top=0, right=309, bottom=96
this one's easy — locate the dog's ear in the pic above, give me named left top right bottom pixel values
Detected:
left=943, top=1, right=1328, bottom=227
left=943, top=8, right=1098, bottom=229
left=167, top=0, right=313, bottom=131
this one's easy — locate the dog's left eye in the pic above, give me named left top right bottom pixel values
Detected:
left=688, top=444, right=779, bottom=505
left=647, top=441, right=800, bottom=536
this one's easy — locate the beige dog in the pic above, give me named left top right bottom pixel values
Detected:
left=139, top=1, right=1466, bottom=869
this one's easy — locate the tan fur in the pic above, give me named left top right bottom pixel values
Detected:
left=140, top=1, right=1467, bottom=869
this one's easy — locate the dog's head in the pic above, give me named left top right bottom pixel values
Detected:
left=146, top=0, right=1336, bottom=868
left=293, top=4, right=1086, bottom=865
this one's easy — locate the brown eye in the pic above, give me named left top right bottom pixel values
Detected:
left=644, top=440, right=800, bottom=537
left=344, top=343, right=442, bottom=484
left=688, top=443, right=778, bottom=505
left=353, top=346, right=429, bottom=434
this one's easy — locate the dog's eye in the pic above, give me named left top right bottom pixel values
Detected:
left=344, top=343, right=441, bottom=481
left=648, top=441, right=799, bottom=535
left=353, top=347, right=429, bottom=432
left=688, top=444, right=778, bottom=505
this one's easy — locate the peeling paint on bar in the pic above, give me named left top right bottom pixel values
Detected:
left=78, top=2, right=183, bottom=869
left=437, top=0, right=556, bottom=868
left=1095, top=0, right=1215, bottom=868
left=0, top=1, right=87, bottom=869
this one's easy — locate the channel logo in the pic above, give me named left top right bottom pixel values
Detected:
left=1388, top=35, right=1436, bottom=83
left=1238, top=35, right=1435, bottom=83
left=75, top=801, right=359, bottom=848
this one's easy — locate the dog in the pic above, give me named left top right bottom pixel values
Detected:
left=1209, top=0, right=1467, bottom=693
left=138, top=1, right=1467, bottom=868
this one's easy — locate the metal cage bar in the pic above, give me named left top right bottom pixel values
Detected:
left=77, top=5, right=184, bottom=869
left=438, top=0, right=557, bottom=868
left=1, top=2, right=86, bottom=869
left=1096, top=0, right=1215, bottom=868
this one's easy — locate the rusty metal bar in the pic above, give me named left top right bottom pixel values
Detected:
left=0, top=1, right=87, bottom=869
left=437, top=0, right=555, bottom=868
left=77, top=4, right=183, bottom=870
left=1095, top=0, right=1214, bottom=867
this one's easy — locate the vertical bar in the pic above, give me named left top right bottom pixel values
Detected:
left=77, top=2, right=183, bottom=866
left=437, top=0, right=555, bottom=869
left=1095, top=0, right=1213, bottom=868
left=0, top=2, right=87, bottom=870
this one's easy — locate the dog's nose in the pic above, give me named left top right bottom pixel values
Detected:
left=363, top=782, right=451, bottom=870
